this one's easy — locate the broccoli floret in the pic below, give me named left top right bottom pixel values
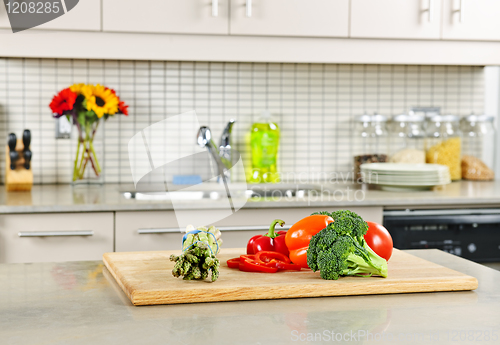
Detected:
left=312, top=209, right=364, bottom=222
left=311, top=210, right=369, bottom=244
left=307, top=211, right=388, bottom=280
left=311, top=211, right=332, bottom=216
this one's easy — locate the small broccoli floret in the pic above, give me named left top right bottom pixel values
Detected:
left=311, top=211, right=332, bottom=216
left=307, top=211, right=388, bottom=280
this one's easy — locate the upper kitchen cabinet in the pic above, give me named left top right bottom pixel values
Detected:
left=0, top=0, right=101, bottom=31
left=102, top=0, right=229, bottom=35
left=442, top=0, right=500, bottom=41
left=350, top=0, right=441, bottom=39
left=229, top=0, right=349, bottom=37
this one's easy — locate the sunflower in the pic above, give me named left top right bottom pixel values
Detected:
left=70, top=83, right=86, bottom=95
left=84, top=84, right=119, bottom=118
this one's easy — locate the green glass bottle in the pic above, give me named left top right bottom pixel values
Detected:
left=249, top=111, right=280, bottom=183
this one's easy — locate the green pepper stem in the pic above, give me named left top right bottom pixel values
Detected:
left=266, top=219, right=285, bottom=239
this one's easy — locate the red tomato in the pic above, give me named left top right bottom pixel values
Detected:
left=365, top=222, right=393, bottom=261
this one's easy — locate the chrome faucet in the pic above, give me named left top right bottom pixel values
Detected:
left=197, top=119, right=236, bottom=183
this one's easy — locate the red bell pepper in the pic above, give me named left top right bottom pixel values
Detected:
left=246, top=219, right=289, bottom=257
left=285, top=214, right=334, bottom=268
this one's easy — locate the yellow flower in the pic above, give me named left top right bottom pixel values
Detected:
left=80, top=84, right=95, bottom=99
left=70, top=83, right=86, bottom=94
left=84, top=84, right=119, bottom=118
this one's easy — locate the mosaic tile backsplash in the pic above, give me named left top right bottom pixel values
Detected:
left=0, top=59, right=485, bottom=184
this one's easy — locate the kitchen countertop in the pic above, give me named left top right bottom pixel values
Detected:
left=0, top=249, right=498, bottom=345
left=1, top=181, right=500, bottom=214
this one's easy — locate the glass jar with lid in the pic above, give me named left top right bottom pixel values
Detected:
left=425, top=115, right=462, bottom=181
left=353, top=113, right=389, bottom=179
left=460, top=114, right=495, bottom=180
left=389, top=113, right=426, bottom=164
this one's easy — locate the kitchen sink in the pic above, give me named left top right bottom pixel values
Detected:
left=122, top=184, right=323, bottom=201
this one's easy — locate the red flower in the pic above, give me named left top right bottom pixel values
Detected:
left=118, top=101, right=129, bottom=116
left=50, top=88, right=77, bottom=117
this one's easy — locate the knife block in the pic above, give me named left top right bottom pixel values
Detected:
left=5, top=139, right=33, bottom=192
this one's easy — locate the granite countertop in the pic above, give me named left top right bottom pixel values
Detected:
left=1, top=181, right=500, bottom=214
left=1, top=249, right=499, bottom=345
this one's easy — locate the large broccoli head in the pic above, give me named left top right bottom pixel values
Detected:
left=307, top=210, right=388, bottom=280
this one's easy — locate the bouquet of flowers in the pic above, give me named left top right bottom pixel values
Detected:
left=50, top=84, right=128, bottom=182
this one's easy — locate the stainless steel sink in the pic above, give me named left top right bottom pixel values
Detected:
left=122, top=184, right=323, bottom=201
left=123, top=191, right=222, bottom=201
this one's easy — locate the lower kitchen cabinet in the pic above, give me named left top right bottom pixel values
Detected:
left=115, top=207, right=383, bottom=252
left=0, top=213, right=114, bottom=264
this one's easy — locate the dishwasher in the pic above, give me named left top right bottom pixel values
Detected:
left=383, top=209, right=500, bottom=262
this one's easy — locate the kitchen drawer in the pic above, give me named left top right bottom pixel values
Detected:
left=115, top=207, right=382, bottom=252
left=0, top=213, right=114, bottom=264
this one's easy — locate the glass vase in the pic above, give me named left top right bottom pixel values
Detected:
left=72, top=119, right=104, bottom=185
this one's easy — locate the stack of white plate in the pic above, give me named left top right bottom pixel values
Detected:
left=360, top=163, right=451, bottom=191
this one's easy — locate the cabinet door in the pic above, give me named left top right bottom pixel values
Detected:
left=103, top=0, right=229, bottom=35
left=0, top=0, right=101, bottom=31
left=442, top=0, right=500, bottom=41
left=0, top=2, right=8, bottom=28
left=350, top=0, right=441, bottom=39
left=229, top=0, right=349, bottom=37
left=0, top=213, right=114, bottom=263
left=115, top=207, right=382, bottom=252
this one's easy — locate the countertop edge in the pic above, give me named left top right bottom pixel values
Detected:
left=2, top=198, right=500, bottom=214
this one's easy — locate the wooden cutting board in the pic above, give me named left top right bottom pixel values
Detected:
left=103, top=248, right=478, bottom=306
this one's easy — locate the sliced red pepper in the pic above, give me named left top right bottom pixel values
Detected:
left=227, top=257, right=240, bottom=269
left=255, top=251, right=291, bottom=264
left=240, top=254, right=256, bottom=262
left=240, top=259, right=278, bottom=273
left=275, top=262, right=302, bottom=271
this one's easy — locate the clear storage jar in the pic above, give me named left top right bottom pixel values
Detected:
left=425, top=115, right=462, bottom=181
left=460, top=115, right=495, bottom=180
left=353, top=114, right=389, bottom=179
left=389, top=113, right=426, bottom=164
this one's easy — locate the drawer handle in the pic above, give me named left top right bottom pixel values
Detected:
left=18, top=231, right=94, bottom=237
left=138, top=225, right=292, bottom=234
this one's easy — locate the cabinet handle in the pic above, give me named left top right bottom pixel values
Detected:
left=138, top=225, right=292, bottom=234
left=246, top=0, right=252, bottom=17
left=428, top=0, right=434, bottom=22
left=212, top=0, right=218, bottom=17
left=454, top=0, right=464, bottom=23
left=18, top=231, right=94, bottom=237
